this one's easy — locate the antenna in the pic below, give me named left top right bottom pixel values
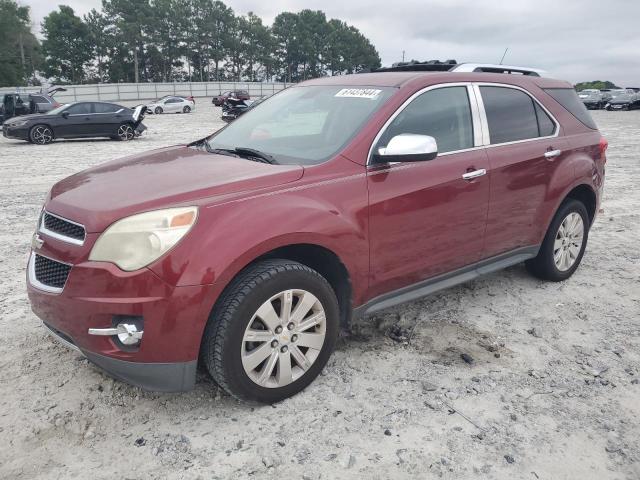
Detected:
left=499, top=48, right=509, bottom=65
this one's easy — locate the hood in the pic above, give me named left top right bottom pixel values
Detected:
left=3, top=113, right=48, bottom=124
left=46, top=145, right=304, bottom=232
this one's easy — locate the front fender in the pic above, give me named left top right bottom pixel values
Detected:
left=148, top=161, right=369, bottom=303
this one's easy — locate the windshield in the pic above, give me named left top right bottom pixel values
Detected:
left=46, top=104, right=69, bottom=115
left=206, top=85, right=395, bottom=165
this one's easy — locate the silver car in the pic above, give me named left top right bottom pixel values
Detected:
left=145, top=96, right=195, bottom=114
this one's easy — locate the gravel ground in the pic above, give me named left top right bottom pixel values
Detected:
left=0, top=105, right=638, bottom=480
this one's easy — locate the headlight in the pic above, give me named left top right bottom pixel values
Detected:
left=10, top=120, right=28, bottom=127
left=89, top=207, right=198, bottom=271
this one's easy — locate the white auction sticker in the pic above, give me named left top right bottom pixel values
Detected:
left=335, top=88, right=382, bottom=99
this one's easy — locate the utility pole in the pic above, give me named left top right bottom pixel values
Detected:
left=402, top=50, right=405, bottom=62
left=19, top=33, right=26, bottom=74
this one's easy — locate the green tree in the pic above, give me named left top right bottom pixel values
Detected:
left=575, top=80, right=620, bottom=91
left=41, top=6, right=92, bottom=83
left=0, top=0, right=41, bottom=87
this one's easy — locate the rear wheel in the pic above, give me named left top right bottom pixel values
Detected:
left=29, top=125, right=53, bottom=145
left=116, top=123, right=135, bottom=141
left=525, top=199, right=589, bottom=281
left=183, top=106, right=191, bottom=113
left=154, top=106, right=163, bottom=114
left=201, top=260, right=339, bottom=403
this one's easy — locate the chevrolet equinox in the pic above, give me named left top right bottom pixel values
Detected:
left=28, top=64, right=607, bottom=403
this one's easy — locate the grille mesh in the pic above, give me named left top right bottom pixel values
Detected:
left=43, top=212, right=85, bottom=241
left=34, top=255, right=71, bottom=289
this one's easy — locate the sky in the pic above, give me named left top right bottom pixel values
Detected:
left=25, top=0, right=640, bottom=87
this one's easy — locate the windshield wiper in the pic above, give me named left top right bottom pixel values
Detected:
left=233, top=147, right=278, bottom=164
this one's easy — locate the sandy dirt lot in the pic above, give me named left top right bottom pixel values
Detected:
left=0, top=105, right=638, bottom=480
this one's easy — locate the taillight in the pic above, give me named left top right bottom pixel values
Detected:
left=599, top=137, right=608, bottom=163
left=52, top=102, right=60, bottom=108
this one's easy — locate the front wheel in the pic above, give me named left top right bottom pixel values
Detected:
left=116, top=123, right=135, bottom=141
left=154, top=106, right=163, bottom=114
left=525, top=199, right=589, bottom=281
left=29, top=125, right=53, bottom=145
left=201, top=260, right=339, bottom=403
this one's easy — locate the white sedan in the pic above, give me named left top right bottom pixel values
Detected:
left=146, top=96, right=195, bottom=114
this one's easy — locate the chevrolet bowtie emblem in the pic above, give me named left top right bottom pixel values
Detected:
left=32, top=233, right=44, bottom=250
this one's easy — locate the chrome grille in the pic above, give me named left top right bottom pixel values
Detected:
left=41, top=211, right=85, bottom=244
left=34, top=254, right=72, bottom=289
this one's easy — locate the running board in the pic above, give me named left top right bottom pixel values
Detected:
left=354, top=246, right=539, bottom=317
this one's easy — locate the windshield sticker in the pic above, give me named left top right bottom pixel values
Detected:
left=335, top=88, right=382, bottom=99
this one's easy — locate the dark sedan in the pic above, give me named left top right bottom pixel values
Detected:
left=2, top=101, right=146, bottom=145
left=605, top=93, right=640, bottom=111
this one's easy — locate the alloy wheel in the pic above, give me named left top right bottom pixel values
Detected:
left=31, top=126, right=53, bottom=145
left=553, top=212, right=584, bottom=271
left=241, top=289, right=326, bottom=388
left=117, top=124, right=134, bottom=141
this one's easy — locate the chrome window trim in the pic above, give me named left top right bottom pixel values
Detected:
left=367, top=82, right=483, bottom=166
left=39, top=211, right=86, bottom=246
left=28, top=252, right=72, bottom=294
left=472, top=82, right=560, bottom=147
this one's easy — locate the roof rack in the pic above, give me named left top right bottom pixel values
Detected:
left=370, top=60, right=548, bottom=77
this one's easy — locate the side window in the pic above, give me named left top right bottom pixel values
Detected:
left=31, top=95, right=47, bottom=103
left=377, top=86, right=474, bottom=154
left=480, top=86, right=541, bottom=144
left=535, top=103, right=556, bottom=137
left=65, top=103, right=92, bottom=115
left=166, top=98, right=180, bottom=104
left=93, top=103, right=120, bottom=113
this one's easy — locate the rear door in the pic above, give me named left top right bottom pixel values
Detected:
left=90, top=103, right=123, bottom=135
left=367, top=84, right=490, bottom=298
left=476, top=84, right=567, bottom=258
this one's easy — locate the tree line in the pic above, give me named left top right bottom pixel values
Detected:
left=0, top=0, right=382, bottom=87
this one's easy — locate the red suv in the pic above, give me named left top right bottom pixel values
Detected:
left=28, top=64, right=607, bottom=403
left=212, top=90, right=250, bottom=106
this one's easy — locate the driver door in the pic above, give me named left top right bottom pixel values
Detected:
left=366, top=85, right=490, bottom=298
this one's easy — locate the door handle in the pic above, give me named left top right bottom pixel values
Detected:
left=462, top=168, right=487, bottom=181
left=544, top=149, right=562, bottom=159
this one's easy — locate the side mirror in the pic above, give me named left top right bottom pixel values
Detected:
left=373, top=134, right=438, bottom=163
left=61, top=111, right=69, bottom=119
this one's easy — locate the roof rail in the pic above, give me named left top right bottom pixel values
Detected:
left=450, top=63, right=548, bottom=77
left=369, top=60, right=549, bottom=77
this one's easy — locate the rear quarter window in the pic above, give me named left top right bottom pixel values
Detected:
left=544, top=88, right=598, bottom=130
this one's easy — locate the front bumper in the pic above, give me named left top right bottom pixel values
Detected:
left=28, top=243, right=213, bottom=392
left=43, top=322, right=197, bottom=391
left=2, top=124, right=29, bottom=140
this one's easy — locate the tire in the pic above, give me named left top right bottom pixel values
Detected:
left=116, top=123, right=135, bottom=141
left=525, top=199, right=589, bottom=282
left=201, top=259, right=339, bottom=403
left=183, top=106, right=191, bottom=113
left=154, top=106, right=163, bottom=114
left=29, top=125, right=53, bottom=145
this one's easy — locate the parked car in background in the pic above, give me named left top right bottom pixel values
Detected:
left=605, top=92, right=640, bottom=110
left=2, top=102, right=146, bottom=144
left=578, top=89, right=605, bottom=110
left=146, top=96, right=195, bottom=114
left=27, top=63, right=606, bottom=403
left=212, top=90, right=250, bottom=106
left=0, top=86, right=66, bottom=124
left=221, top=96, right=267, bottom=123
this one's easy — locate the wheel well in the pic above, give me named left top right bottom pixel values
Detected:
left=565, top=184, right=596, bottom=224
left=257, top=244, right=353, bottom=330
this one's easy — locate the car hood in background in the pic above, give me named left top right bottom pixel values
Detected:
left=45, top=145, right=304, bottom=232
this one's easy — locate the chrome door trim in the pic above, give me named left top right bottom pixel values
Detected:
left=367, top=82, right=484, bottom=166
left=472, top=82, right=561, bottom=147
